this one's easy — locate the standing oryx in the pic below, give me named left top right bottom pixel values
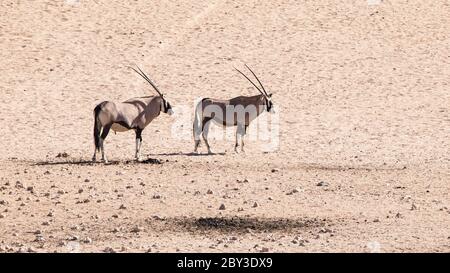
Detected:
left=193, top=65, right=274, bottom=154
left=92, top=66, right=173, bottom=163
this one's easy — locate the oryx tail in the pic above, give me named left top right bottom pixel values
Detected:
left=93, top=102, right=105, bottom=152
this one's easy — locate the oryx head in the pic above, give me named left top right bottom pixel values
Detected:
left=131, top=65, right=174, bottom=115
left=234, top=64, right=275, bottom=113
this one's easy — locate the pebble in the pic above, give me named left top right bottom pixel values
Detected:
left=104, top=247, right=116, bottom=253
left=207, top=189, right=213, bottom=194
left=287, top=188, right=300, bottom=195
left=119, top=204, right=127, bottom=210
left=317, top=181, right=329, bottom=187
left=131, top=226, right=143, bottom=233
left=219, top=204, right=226, bottom=210
left=252, top=202, right=259, bottom=208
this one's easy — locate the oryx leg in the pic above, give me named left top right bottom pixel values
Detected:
left=241, top=125, right=248, bottom=153
left=202, top=118, right=212, bottom=154
left=92, top=129, right=100, bottom=162
left=193, top=126, right=202, bottom=153
left=135, top=128, right=143, bottom=161
left=100, top=124, right=111, bottom=163
left=234, top=124, right=246, bottom=153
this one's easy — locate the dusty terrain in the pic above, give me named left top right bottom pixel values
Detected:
left=0, top=0, right=449, bottom=252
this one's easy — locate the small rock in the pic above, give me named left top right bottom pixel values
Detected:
left=207, top=189, right=213, bottom=194
left=0, top=213, right=5, bottom=219
left=152, top=194, right=161, bottom=199
left=411, top=204, right=418, bottom=210
left=84, top=179, right=90, bottom=182
left=131, top=226, right=143, bottom=233
left=83, top=237, right=92, bottom=244
left=219, top=204, right=226, bottom=210
left=252, top=202, right=259, bottom=208
left=34, top=235, right=45, bottom=242
left=27, top=247, right=36, bottom=253
left=271, top=168, right=279, bottom=173
left=287, top=188, right=300, bottom=195
left=119, top=204, right=127, bottom=210
left=104, top=247, right=116, bottom=253
left=56, top=152, right=69, bottom=158
left=260, top=247, right=269, bottom=252
left=78, top=189, right=83, bottom=194
left=68, top=235, right=79, bottom=241
left=317, top=181, right=329, bottom=187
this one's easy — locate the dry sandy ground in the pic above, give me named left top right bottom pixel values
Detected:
left=0, top=0, right=449, bottom=252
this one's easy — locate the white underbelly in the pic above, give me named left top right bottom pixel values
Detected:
left=111, top=123, right=130, bottom=132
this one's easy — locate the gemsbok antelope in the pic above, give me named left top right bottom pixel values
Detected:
left=193, top=65, right=274, bottom=154
left=92, top=66, right=173, bottom=163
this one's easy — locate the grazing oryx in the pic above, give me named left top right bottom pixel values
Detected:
left=92, top=66, right=173, bottom=163
left=193, top=65, right=274, bottom=154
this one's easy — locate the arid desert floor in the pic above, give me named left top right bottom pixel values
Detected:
left=0, top=0, right=449, bottom=252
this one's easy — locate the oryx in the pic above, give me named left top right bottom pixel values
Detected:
left=193, top=65, right=274, bottom=154
left=92, top=66, right=173, bottom=163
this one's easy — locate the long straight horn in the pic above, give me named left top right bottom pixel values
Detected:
left=234, top=67, right=265, bottom=96
left=244, top=64, right=268, bottom=97
left=130, top=66, right=163, bottom=97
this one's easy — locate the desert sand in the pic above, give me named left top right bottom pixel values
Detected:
left=0, top=0, right=449, bottom=252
